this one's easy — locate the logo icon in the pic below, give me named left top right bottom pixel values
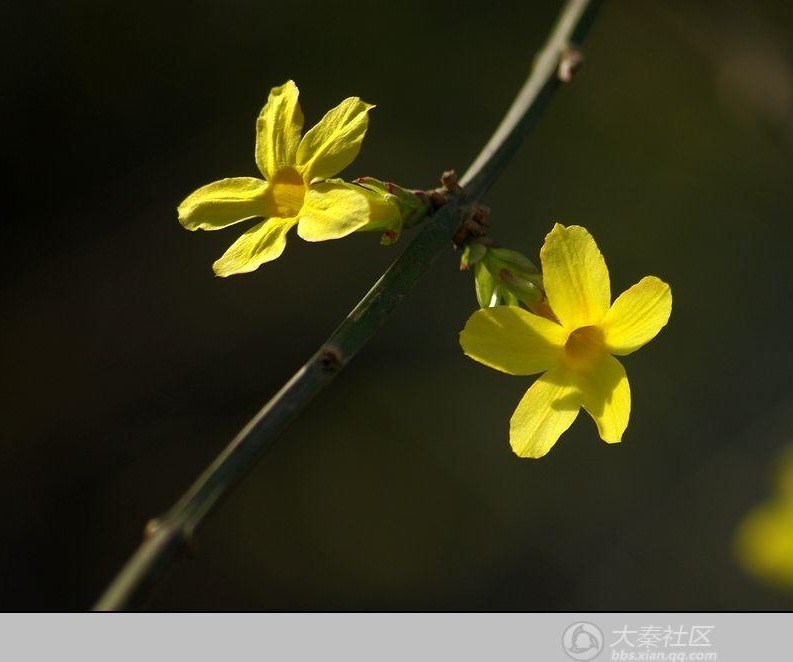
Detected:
left=562, top=622, right=604, bottom=661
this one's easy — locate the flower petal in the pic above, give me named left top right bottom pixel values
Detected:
left=255, top=80, right=304, bottom=180
left=736, top=501, right=793, bottom=586
left=459, top=306, right=566, bottom=376
left=297, top=180, right=379, bottom=242
left=212, top=216, right=298, bottom=277
left=540, top=223, right=610, bottom=329
left=603, top=276, right=672, bottom=356
left=509, top=365, right=582, bottom=458
left=296, top=97, right=373, bottom=182
left=579, top=354, right=631, bottom=443
left=178, top=178, right=271, bottom=231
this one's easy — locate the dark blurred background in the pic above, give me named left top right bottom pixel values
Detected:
left=4, top=0, right=793, bottom=610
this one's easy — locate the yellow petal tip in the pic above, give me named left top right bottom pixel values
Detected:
left=211, top=261, right=231, bottom=278
left=274, top=80, right=298, bottom=92
left=510, top=444, right=551, bottom=460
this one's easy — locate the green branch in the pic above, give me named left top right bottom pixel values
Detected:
left=94, top=0, right=603, bottom=611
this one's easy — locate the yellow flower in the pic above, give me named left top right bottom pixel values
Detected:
left=459, top=223, right=672, bottom=458
left=735, top=447, right=793, bottom=588
left=178, top=80, right=399, bottom=277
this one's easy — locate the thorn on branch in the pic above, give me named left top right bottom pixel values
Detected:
left=558, top=45, right=584, bottom=82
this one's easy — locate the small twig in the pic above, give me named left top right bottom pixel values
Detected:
left=94, top=0, right=603, bottom=611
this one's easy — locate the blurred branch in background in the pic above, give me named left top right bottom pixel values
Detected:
left=94, top=0, right=602, bottom=610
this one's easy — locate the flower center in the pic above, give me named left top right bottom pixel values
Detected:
left=564, top=325, right=606, bottom=366
left=270, top=167, right=306, bottom=217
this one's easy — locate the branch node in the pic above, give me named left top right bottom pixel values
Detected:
left=440, top=170, right=461, bottom=194
left=318, top=345, right=344, bottom=373
left=558, top=45, right=584, bottom=82
left=144, top=518, right=161, bottom=540
left=419, top=169, right=464, bottom=213
left=452, top=203, right=491, bottom=248
left=145, top=517, right=197, bottom=557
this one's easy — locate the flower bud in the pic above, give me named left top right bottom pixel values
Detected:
left=473, top=261, right=519, bottom=308
left=353, top=177, right=430, bottom=245
left=460, top=242, right=487, bottom=270
left=471, top=245, right=546, bottom=312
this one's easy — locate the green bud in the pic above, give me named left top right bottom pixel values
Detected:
left=500, top=288, right=520, bottom=307
left=487, top=247, right=539, bottom=274
left=469, top=244, right=547, bottom=311
left=474, top=261, right=497, bottom=308
left=353, top=177, right=430, bottom=245
left=473, top=260, right=525, bottom=308
left=460, top=242, right=487, bottom=270
left=496, top=267, right=543, bottom=309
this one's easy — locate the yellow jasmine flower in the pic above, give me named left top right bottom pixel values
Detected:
left=178, top=80, right=399, bottom=277
left=735, top=447, right=793, bottom=588
left=459, top=224, right=672, bottom=458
